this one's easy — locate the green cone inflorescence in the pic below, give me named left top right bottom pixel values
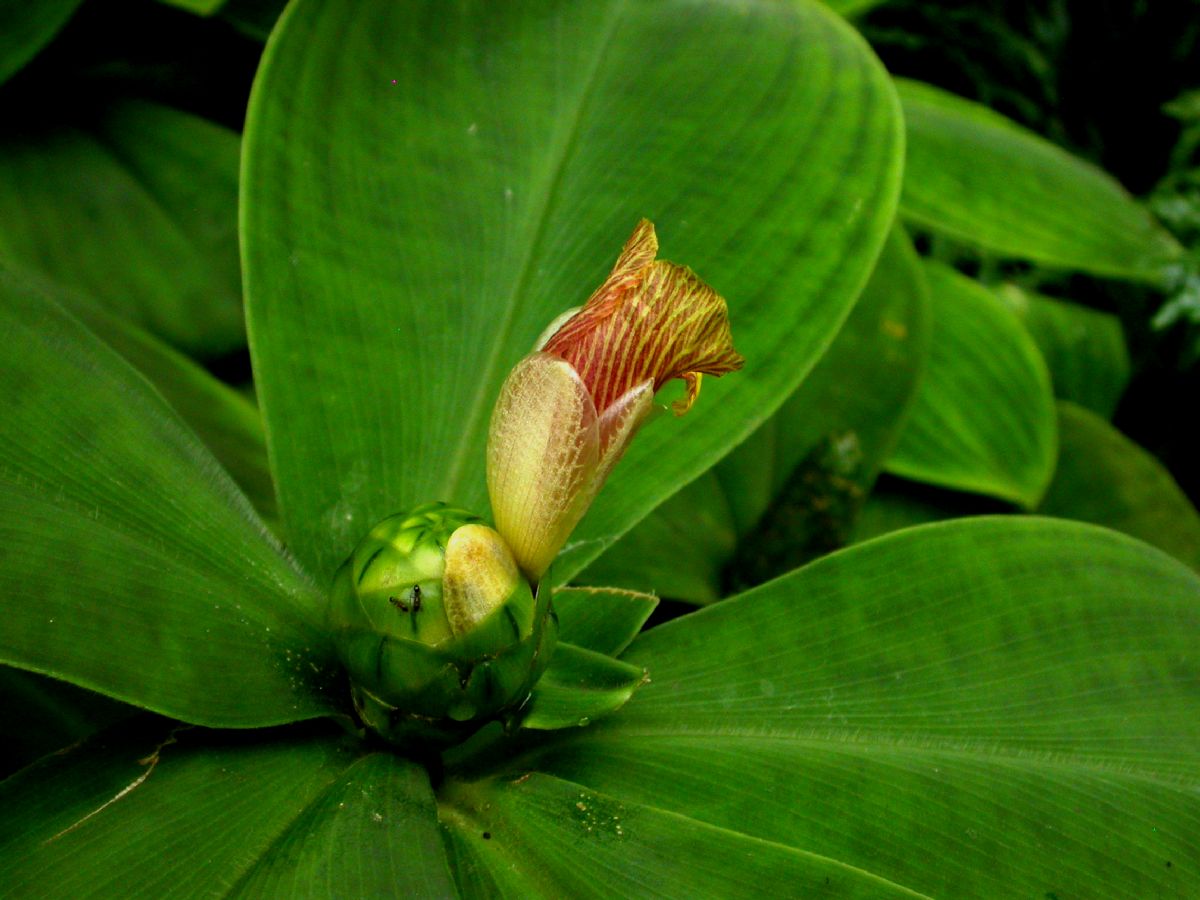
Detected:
left=327, top=502, right=556, bottom=751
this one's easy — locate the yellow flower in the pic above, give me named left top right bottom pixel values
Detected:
left=487, top=219, right=743, bottom=581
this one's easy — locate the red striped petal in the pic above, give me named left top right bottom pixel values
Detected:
left=541, top=220, right=743, bottom=416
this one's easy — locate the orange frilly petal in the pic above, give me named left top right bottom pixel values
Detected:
left=541, top=219, right=744, bottom=417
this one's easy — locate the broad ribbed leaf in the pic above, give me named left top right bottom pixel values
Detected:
left=898, top=78, right=1182, bottom=283
left=2, top=265, right=275, bottom=522
left=996, top=284, right=1131, bottom=418
left=228, top=753, right=456, bottom=898
left=581, top=226, right=929, bottom=601
left=440, top=772, right=921, bottom=898
left=0, top=0, right=81, bottom=84
left=0, top=286, right=336, bottom=726
left=0, top=721, right=386, bottom=896
left=525, top=518, right=1200, bottom=898
left=886, top=261, right=1056, bottom=508
left=242, top=0, right=903, bottom=584
left=1040, top=402, right=1200, bottom=571
left=0, top=100, right=243, bottom=355
left=75, top=305, right=277, bottom=524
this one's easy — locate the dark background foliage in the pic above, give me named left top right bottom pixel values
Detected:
left=861, top=0, right=1200, bottom=503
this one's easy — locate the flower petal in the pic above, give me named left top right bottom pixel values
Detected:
left=443, top=523, right=521, bottom=636
left=486, top=352, right=600, bottom=580
left=541, top=220, right=744, bottom=416
left=594, top=379, right=656, bottom=486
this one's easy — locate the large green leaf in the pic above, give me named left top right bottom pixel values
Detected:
left=898, top=78, right=1183, bottom=283
left=440, top=773, right=921, bottom=898
left=1040, top=402, right=1200, bottom=571
left=573, top=469, right=735, bottom=604
left=228, top=752, right=456, bottom=897
left=886, top=261, right=1056, bottom=508
left=0, top=720, right=450, bottom=897
left=242, top=0, right=903, bottom=585
left=74, top=304, right=277, bottom=525
left=524, top=518, right=1200, bottom=897
left=0, top=285, right=336, bottom=726
left=0, top=100, right=243, bottom=355
left=1, top=264, right=275, bottom=523
left=580, top=225, right=929, bottom=602
left=0, top=0, right=82, bottom=85
left=995, top=283, right=1131, bottom=419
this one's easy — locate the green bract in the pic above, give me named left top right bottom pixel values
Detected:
left=327, top=502, right=556, bottom=750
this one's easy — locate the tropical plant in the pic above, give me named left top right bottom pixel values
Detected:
left=2, top=1, right=1199, bottom=897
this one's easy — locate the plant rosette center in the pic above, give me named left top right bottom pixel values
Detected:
left=327, top=502, right=556, bottom=751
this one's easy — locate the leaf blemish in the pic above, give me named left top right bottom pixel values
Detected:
left=43, top=727, right=191, bottom=845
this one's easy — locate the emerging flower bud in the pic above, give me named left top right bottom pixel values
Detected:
left=488, top=219, right=743, bottom=580
left=327, top=502, right=556, bottom=750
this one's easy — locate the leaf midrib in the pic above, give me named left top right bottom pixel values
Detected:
left=437, top=0, right=629, bottom=503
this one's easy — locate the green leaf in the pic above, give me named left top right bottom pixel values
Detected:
left=551, top=586, right=658, bottom=657
left=821, top=0, right=891, bottom=16
left=1039, top=402, right=1200, bottom=571
left=0, top=286, right=336, bottom=726
left=521, top=643, right=646, bottom=732
left=0, top=721, right=385, bottom=895
left=242, top=0, right=904, bottom=585
left=228, top=752, right=457, bottom=898
left=0, top=0, right=82, bottom=85
left=850, top=479, right=996, bottom=543
left=995, top=283, right=1131, bottom=418
left=77, top=305, right=278, bottom=525
left=440, top=773, right=922, bottom=898
left=221, top=0, right=286, bottom=41
left=573, top=471, right=736, bottom=604
left=897, top=78, right=1183, bottom=283
left=0, top=667, right=131, bottom=779
left=886, top=261, right=1057, bottom=508
left=0, top=100, right=243, bottom=355
left=582, top=225, right=930, bottom=601
left=723, top=225, right=930, bottom=587
left=2, top=264, right=276, bottom=523
left=526, top=517, right=1200, bottom=897
left=156, top=0, right=226, bottom=14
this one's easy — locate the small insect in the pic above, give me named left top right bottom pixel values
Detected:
left=388, top=584, right=423, bottom=614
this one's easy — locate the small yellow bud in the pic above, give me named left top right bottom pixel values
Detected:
left=443, top=524, right=521, bottom=636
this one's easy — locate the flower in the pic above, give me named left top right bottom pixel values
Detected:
left=487, top=219, right=743, bottom=581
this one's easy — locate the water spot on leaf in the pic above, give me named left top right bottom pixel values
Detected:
left=571, top=791, right=627, bottom=841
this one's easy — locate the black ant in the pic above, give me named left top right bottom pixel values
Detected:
left=389, top=584, right=423, bottom=614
